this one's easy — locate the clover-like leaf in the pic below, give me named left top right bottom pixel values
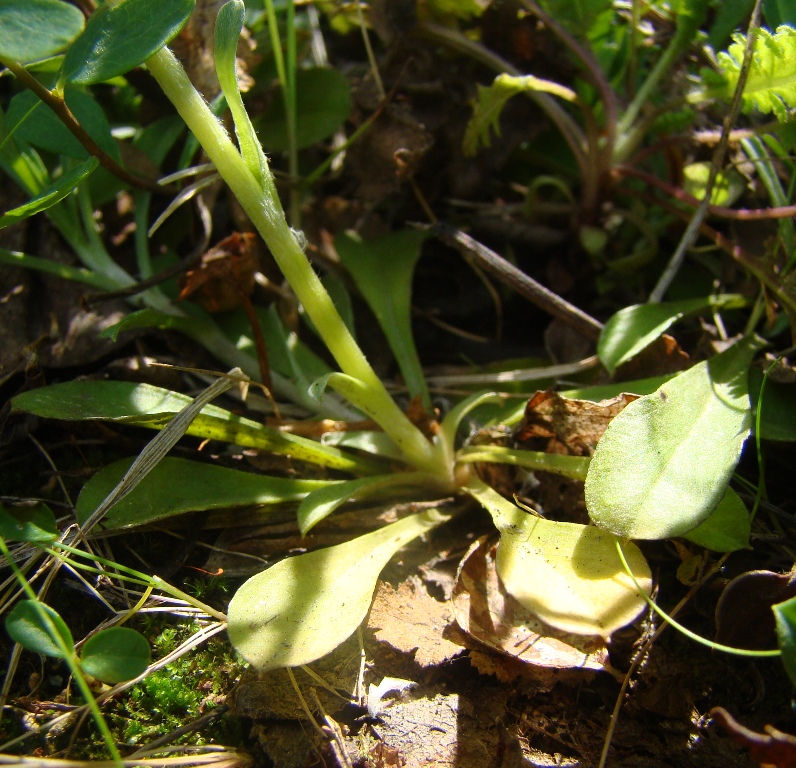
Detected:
left=80, top=627, right=151, bottom=684
left=0, top=503, right=58, bottom=543
left=6, top=601, right=73, bottom=658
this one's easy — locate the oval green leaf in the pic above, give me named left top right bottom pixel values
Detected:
left=466, top=479, right=651, bottom=637
left=6, top=600, right=73, bottom=658
left=80, top=627, right=151, bottom=683
left=0, top=502, right=58, bottom=543
left=598, top=294, right=746, bottom=373
left=586, top=336, right=763, bottom=540
left=0, top=0, right=84, bottom=64
left=0, top=158, right=98, bottom=229
left=62, top=0, right=194, bottom=85
left=227, top=508, right=450, bottom=670
left=75, top=456, right=336, bottom=530
left=683, top=487, right=750, bottom=552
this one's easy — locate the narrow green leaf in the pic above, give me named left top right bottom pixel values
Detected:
left=79, top=627, right=151, bottom=683
left=75, top=456, right=336, bottom=530
left=585, top=337, right=763, bottom=540
left=0, top=0, right=84, bottom=64
left=62, top=0, right=194, bottom=85
left=0, top=158, right=98, bottom=229
left=0, top=503, right=58, bottom=543
left=255, top=67, right=351, bottom=152
left=682, top=487, right=750, bottom=552
left=12, top=380, right=379, bottom=473
left=598, top=294, right=746, bottom=373
left=297, top=471, right=442, bottom=535
left=750, top=367, right=796, bottom=442
left=773, top=596, right=796, bottom=686
left=5, top=600, right=73, bottom=658
left=227, top=507, right=450, bottom=670
left=0, top=247, right=116, bottom=290
left=336, top=230, right=431, bottom=409
left=466, top=479, right=651, bottom=637
left=215, top=0, right=268, bottom=189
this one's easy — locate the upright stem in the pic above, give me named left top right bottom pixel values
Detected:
left=144, top=48, right=446, bottom=476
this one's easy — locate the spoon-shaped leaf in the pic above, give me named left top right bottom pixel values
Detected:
left=227, top=508, right=451, bottom=670
left=0, top=0, right=84, bottom=64
left=585, top=336, right=763, bottom=540
left=62, top=0, right=194, bottom=85
left=466, top=479, right=651, bottom=637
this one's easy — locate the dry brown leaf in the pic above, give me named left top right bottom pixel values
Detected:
left=450, top=537, right=613, bottom=679
left=711, top=707, right=796, bottom=767
left=515, top=390, right=637, bottom=456
left=368, top=579, right=461, bottom=667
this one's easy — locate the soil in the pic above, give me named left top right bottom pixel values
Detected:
left=1, top=1, right=795, bottom=767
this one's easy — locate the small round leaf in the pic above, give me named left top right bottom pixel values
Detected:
left=0, top=502, right=58, bottom=543
left=6, top=600, right=73, bottom=658
left=0, top=0, right=84, bottom=65
left=80, top=627, right=151, bottom=684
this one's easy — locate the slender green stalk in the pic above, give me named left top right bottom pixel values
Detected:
left=0, top=538, right=123, bottom=765
left=144, top=47, right=447, bottom=477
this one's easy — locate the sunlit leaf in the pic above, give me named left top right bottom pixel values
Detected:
left=586, top=336, right=763, bottom=540
left=62, top=0, right=194, bottom=85
left=227, top=508, right=450, bottom=670
left=0, top=503, right=58, bottom=543
left=682, top=487, right=750, bottom=552
left=682, top=163, right=745, bottom=207
left=773, top=595, right=796, bottom=686
left=12, top=380, right=378, bottom=473
left=0, top=158, right=98, bottom=229
left=5, top=601, right=73, bottom=658
left=79, top=627, right=151, bottom=683
left=75, top=456, right=337, bottom=530
left=0, top=0, right=84, bottom=64
left=598, top=294, right=746, bottom=373
left=336, top=230, right=430, bottom=408
left=466, top=480, right=652, bottom=637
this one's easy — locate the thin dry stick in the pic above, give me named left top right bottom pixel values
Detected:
left=649, top=0, right=764, bottom=302
left=430, top=223, right=604, bottom=340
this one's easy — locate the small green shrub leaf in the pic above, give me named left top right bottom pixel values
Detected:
left=79, top=627, right=151, bottom=683
left=682, top=487, right=750, bottom=552
left=6, top=600, right=73, bottom=658
left=598, top=294, right=746, bottom=373
left=75, top=456, right=336, bottom=530
left=0, top=503, right=58, bottom=543
left=466, top=480, right=651, bottom=637
left=336, top=230, right=430, bottom=408
left=0, top=0, right=84, bottom=64
left=256, top=67, right=351, bottom=152
left=62, top=0, right=194, bottom=85
left=0, top=158, right=98, bottom=229
left=227, top=508, right=450, bottom=670
left=773, top=596, right=796, bottom=686
left=585, top=336, right=763, bottom=540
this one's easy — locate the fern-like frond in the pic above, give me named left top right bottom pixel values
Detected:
left=463, top=74, right=577, bottom=156
left=694, top=25, right=796, bottom=121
